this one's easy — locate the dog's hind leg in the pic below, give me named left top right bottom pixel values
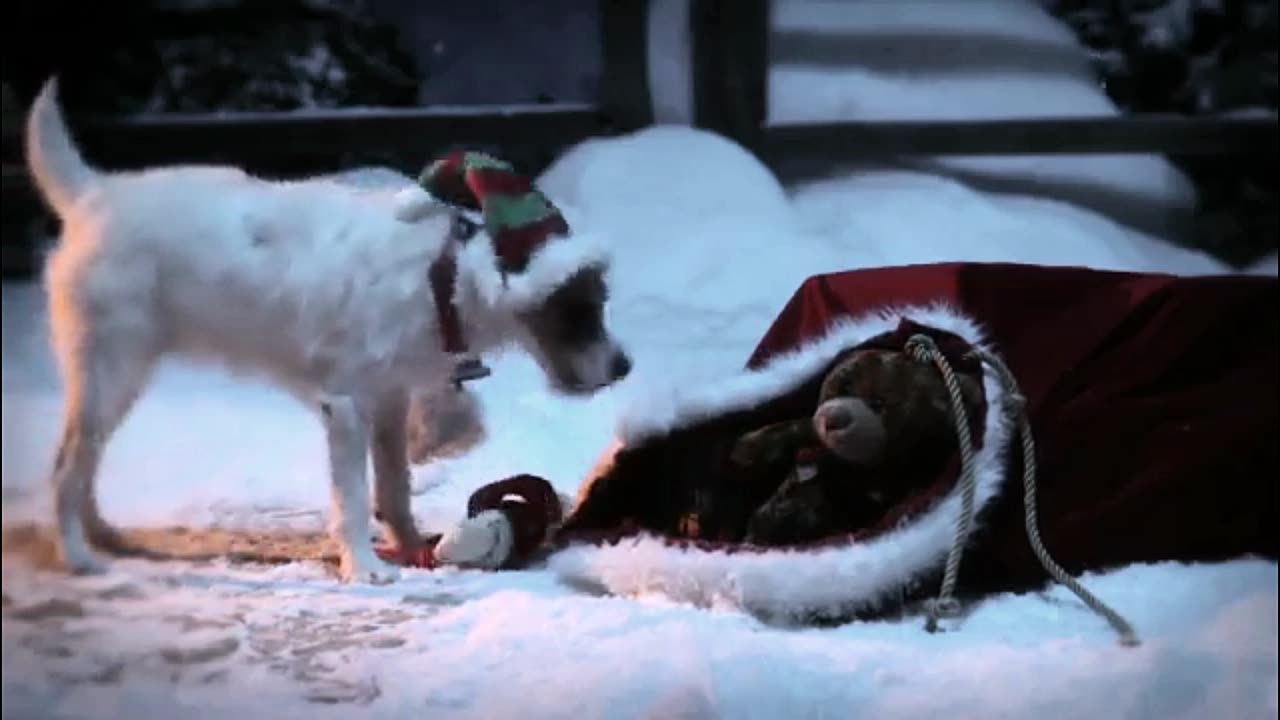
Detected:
left=48, top=335, right=155, bottom=574
left=370, top=389, right=423, bottom=551
left=319, top=394, right=401, bottom=584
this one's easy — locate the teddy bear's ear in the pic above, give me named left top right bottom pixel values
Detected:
left=819, top=349, right=870, bottom=401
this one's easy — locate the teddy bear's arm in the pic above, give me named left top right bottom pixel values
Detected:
left=730, top=418, right=818, bottom=468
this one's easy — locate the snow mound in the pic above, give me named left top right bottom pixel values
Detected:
left=325, top=165, right=415, bottom=190
left=539, top=125, right=794, bottom=237
left=791, top=170, right=1227, bottom=276
left=539, top=127, right=843, bottom=379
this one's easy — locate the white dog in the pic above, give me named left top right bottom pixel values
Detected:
left=24, top=78, right=631, bottom=583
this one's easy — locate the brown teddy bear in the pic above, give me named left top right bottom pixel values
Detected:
left=730, top=347, right=985, bottom=546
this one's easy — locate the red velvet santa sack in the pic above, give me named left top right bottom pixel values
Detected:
left=548, top=263, right=1278, bottom=625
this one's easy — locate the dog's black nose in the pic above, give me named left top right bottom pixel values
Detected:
left=611, top=353, right=632, bottom=381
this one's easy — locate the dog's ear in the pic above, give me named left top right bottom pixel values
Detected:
left=392, top=186, right=448, bottom=223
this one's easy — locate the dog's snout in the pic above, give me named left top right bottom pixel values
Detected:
left=610, top=352, right=632, bottom=382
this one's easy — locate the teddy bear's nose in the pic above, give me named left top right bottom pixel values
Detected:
left=821, top=405, right=855, bottom=431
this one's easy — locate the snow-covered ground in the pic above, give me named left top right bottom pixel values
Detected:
left=4, top=2, right=1276, bottom=719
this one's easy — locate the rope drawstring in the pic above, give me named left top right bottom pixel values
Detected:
left=905, top=334, right=1140, bottom=648
left=904, top=335, right=980, bottom=633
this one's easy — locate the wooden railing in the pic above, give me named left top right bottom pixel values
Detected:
left=0, top=103, right=611, bottom=170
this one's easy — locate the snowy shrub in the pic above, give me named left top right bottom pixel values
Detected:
left=145, top=0, right=420, bottom=113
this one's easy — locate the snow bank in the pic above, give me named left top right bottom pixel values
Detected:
left=790, top=169, right=1226, bottom=275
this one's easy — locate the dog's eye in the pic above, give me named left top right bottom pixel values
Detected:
left=565, top=300, right=597, bottom=326
left=558, top=301, right=601, bottom=344
left=451, top=215, right=481, bottom=241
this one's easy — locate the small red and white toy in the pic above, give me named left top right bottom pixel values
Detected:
left=376, top=474, right=572, bottom=571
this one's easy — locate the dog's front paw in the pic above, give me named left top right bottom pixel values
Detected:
left=339, top=552, right=402, bottom=585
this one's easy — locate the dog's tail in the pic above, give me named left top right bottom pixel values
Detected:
left=25, top=77, right=99, bottom=218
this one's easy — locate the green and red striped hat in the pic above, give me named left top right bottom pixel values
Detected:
left=394, top=150, right=608, bottom=309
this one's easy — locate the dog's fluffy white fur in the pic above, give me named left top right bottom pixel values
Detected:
left=25, top=78, right=621, bottom=583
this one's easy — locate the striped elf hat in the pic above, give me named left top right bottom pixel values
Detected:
left=393, top=150, right=608, bottom=310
